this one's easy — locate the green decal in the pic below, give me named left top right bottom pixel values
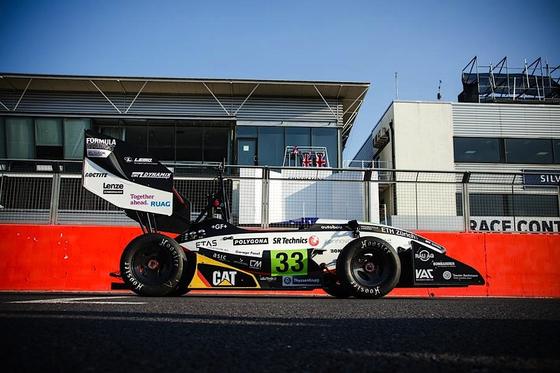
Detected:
left=270, top=249, right=308, bottom=276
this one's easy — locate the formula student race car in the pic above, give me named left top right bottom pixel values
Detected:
left=83, top=130, right=484, bottom=298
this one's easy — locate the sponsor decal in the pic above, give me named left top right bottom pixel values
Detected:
left=131, top=171, right=172, bottom=179
left=308, top=236, right=320, bottom=247
left=124, top=156, right=154, bottom=164
left=233, top=237, right=268, bottom=246
left=259, top=276, right=276, bottom=282
left=448, top=273, right=479, bottom=280
left=379, top=226, right=417, bottom=239
left=414, top=250, right=435, bottom=262
left=272, top=237, right=307, bottom=245
left=129, top=193, right=155, bottom=206
left=282, top=276, right=321, bottom=287
left=86, top=149, right=111, bottom=158
left=86, top=138, right=116, bottom=158
left=443, top=271, right=452, bottom=280
left=320, top=225, right=343, bottom=230
left=103, top=182, right=124, bottom=195
left=86, top=138, right=116, bottom=146
left=249, top=260, right=262, bottom=269
left=415, top=269, right=433, bottom=280
left=212, top=253, right=227, bottom=261
left=150, top=200, right=171, bottom=207
left=211, top=223, right=228, bottom=230
left=212, top=270, right=237, bottom=286
left=196, top=240, right=217, bottom=248
left=233, top=249, right=262, bottom=257
left=330, top=248, right=343, bottom=254
left=433, top=261, right=455, bottom=268
left=470, top=217, right=560, bottom=233
left=84, top=172, right=107, bottom=178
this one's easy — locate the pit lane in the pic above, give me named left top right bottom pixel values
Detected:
left=1, top=293, right=558, bottom=372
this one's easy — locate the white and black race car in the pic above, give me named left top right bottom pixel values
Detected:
left=83, top=131, right=484, bottom=298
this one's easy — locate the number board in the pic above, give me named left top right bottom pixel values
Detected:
left=270, top=249, right=308, bottom=276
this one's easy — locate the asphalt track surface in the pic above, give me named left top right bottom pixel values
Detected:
left=0, top=294, right=559, bottom=373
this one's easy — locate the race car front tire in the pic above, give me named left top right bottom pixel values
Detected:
left=120, top=233, right=187, bottom=296
left=337, top=237, right=401, bottom=299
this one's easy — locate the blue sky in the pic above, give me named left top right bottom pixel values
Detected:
left=1, top=0, right=558, bottom=159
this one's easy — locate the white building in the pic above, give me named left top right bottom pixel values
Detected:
left=352, top=100, right=560, bottom=232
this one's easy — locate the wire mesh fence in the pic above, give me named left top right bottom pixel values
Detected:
left=0, top=167, right=558, bottom=233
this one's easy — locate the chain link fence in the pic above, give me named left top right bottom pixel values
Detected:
left=0, top=166, right=558, bottom=233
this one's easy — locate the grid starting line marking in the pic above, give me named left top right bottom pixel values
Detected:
left=7, top=296, right=146, bottom=305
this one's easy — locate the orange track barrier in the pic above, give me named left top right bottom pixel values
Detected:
left=0, top=225, right=558, bottom=297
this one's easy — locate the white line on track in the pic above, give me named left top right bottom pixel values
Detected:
left=7, top=296, right=146, bottom=305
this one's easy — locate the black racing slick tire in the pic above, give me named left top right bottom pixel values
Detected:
left=322, top=273, right=352, bottom=298
left=337, top=237, right=401, bottom=299
left=120, top=233, right=187, bottom=297
left=168, top=252, right=197, bottom=296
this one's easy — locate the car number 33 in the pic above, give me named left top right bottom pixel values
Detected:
left=270, top=250, right=308, bottom=276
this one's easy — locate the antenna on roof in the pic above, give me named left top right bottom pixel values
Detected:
left=394, top=72, right=399, bottom=100
left=437, top=80, right=442, bottom=100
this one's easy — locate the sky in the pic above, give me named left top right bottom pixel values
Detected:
left=1, top=0, right=559, bottom=159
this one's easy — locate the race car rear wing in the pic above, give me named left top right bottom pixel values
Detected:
left=82, top=130, right=231, bottom=233
left=83, top=130, right=175, bottom=215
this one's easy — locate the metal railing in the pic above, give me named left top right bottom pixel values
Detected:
left=0, top=165, right=558, bottom=233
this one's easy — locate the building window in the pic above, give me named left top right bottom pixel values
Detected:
left=463, top=193, right=559, bottom=217
left=454, top=137, right=503, bottom=163
left=553, top=139, right=560, bottom=164
left=312, top=127, right=338, bottom=167
left=505, top=138, right=553, bottom=164
left=257, top=127, right=284, bottom=166
left=237, top=126, right=339, bottom=167
left=35, top=118, right=63, bottom=159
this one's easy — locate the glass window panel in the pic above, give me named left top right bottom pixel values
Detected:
left=148, top=126, right=174, bottom=161
left=511, top=194, right=559, bottom=217
left=100, top=127, right=124, bottom=140
left=285, top=127, right=310, bottom=148
left=236, top=126, right=257, bottom=138
left=0, top=118, right=5, bottom=158
left=553, top=140, right=560, bottom=164
left=35, top=118, right=62, bottom=146
left=469, top=194, right=508, bottom=216
left=203, top=127, right=229, bottom=162
left=311, top=127, right=338, bottom=167
left=258, top=127, right=284, bottom=166
left=176, top=126, right=203, bottom=162
left=454, top=137, right=502, bottom=163
left=6, top=117, right=35, bottom=159
left=125, top=126, right=148, bottom=151
left=64, top=118, right=91, bottom=159
left=505, top=138, right=553, bottom=164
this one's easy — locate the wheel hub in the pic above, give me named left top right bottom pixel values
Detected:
left=147, top=258, right=160, bottom=270
left=364, top=261, right=376, bottom=273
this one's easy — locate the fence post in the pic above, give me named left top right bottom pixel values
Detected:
left=261, top=167, right=269, bottom=229
left=363, top=169, right=371, bottom=222
left=49, top=174, right=61, bottom=225
left=461, top=172, right=471, bottom=232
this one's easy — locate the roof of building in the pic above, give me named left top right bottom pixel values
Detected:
left=0, top=73, right=370, bottom=144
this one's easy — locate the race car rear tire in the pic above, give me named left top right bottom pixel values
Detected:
left=322, top=273, right=352, bottom=298
left=337, top=237, right=401, bottom=299
left=120, top=233, right=187, bottom=297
